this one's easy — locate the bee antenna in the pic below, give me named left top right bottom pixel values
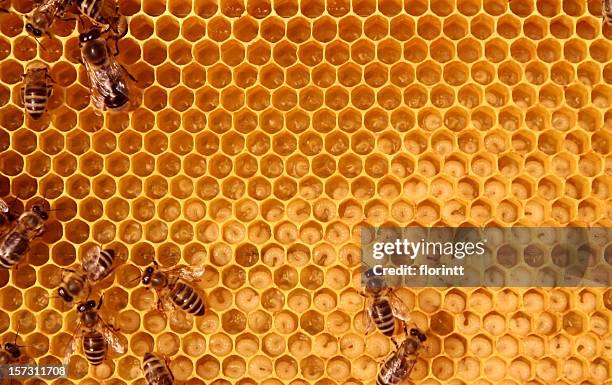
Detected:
left=128, top=265, right=144, bottom=284
left=32, top=36, right=48, bottom=52
left=13, top=322, right=20, bottom=344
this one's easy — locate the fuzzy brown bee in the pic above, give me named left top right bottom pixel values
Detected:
left=142, top=352, right=174, bottom=385
left=80, top=28, right=133, bottom=111
left=57, top=245, right=118, bottom=304
left=64, top=298, right=125, bottom=366
left=362, top=268, right=411, bottom=337
left=0, top=327, right=33, bottom=366
left=21, top=61, right=53, bottom=120
left=0, top=205, right=47, bottom=270
left=25, top=0, right=72, bottom=38
left=376, top=328, right=427, bottom=385
left=142, top=261, right=206, bottom=316
left=0, top=341, right=22, bottom=364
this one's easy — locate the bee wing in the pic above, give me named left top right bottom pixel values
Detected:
left=84, top=61, right=107, bottom=110
left=167, top=266, right=205, bottom=281
left=362, top=296, right=375, bottom=334
left=388, top=291, right=412, bottom=322
left=63, top=336, right=78, bottom=366
left=100, top=326, right=125, bottom=354
left=0, top=199, right=8, bottom=214
left=108, top=60, right=130, bottom=97
left=82, top=244, right=101, bottom=265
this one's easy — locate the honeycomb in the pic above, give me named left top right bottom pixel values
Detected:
left=0, top=0, right=611, bottom=383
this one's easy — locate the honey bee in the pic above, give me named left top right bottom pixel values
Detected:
left=604, top=0, right=612, bottom=25
left=0, top=198, right=18, bottom=237
left=57, top=245, right=118, bottom=304
left=0, top=327, right=28, bottom=365
left=25, top=0, right=72, bottom=38
left=0, top=205, right=47, bottom=270
left=142, top=352, right=174, bottom=385
left=76, top=0, right=128, bottom=40
left=64, top=298, right=125, bottom=366
left=21, top=61, right=53, bottom=120
left=142, top=261, right=206, bottom=316
left=79, top=28, right=133, bottom=111
left=376, top=328, right=427, bottom=385
left=362, top=268, right=411, bottom=337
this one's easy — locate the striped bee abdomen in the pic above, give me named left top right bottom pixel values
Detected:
left=371, top=299, right=395, bottom=336
left=0, top=232, right=28, bottom=269
left=23, top=85, right=50, bottom=120
left=84, top=249, right=114, bottom=281
left=376, top=357, right=411, bottom=385
left=83, top=332, right=106, bottom=365
left=143, top=352, right=173, bottom=385
left=170, top=282, right=205, bottom=316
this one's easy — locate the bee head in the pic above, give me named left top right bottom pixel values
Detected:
left=363, top=268, right=385, bottom=295
left=79, top=28, right=101, bottom=43
left=25, top=22, right=43, bottom=38
left=410, top=328, right=427, bottom=342
left=77, top=300, right=96, bottom=313
left=142, top=266, right=154, bottom=285
left=57, top=287, right=73, bottom=303
left=4, top=343, right=20, bottom=358
left=32, top=205, right=48, bottom=220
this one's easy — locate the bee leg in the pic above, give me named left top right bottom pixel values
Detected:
left=76, top=14, right=87, bottom=29
left=390, top=335, right=400, bottom=350
left=85, top=284, right=92, bottom=302
left=121, top=65, right=137, bottom=82
left=112, top=36, right=120, bottom=57
left=167, top=358, right=175, bottom=381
